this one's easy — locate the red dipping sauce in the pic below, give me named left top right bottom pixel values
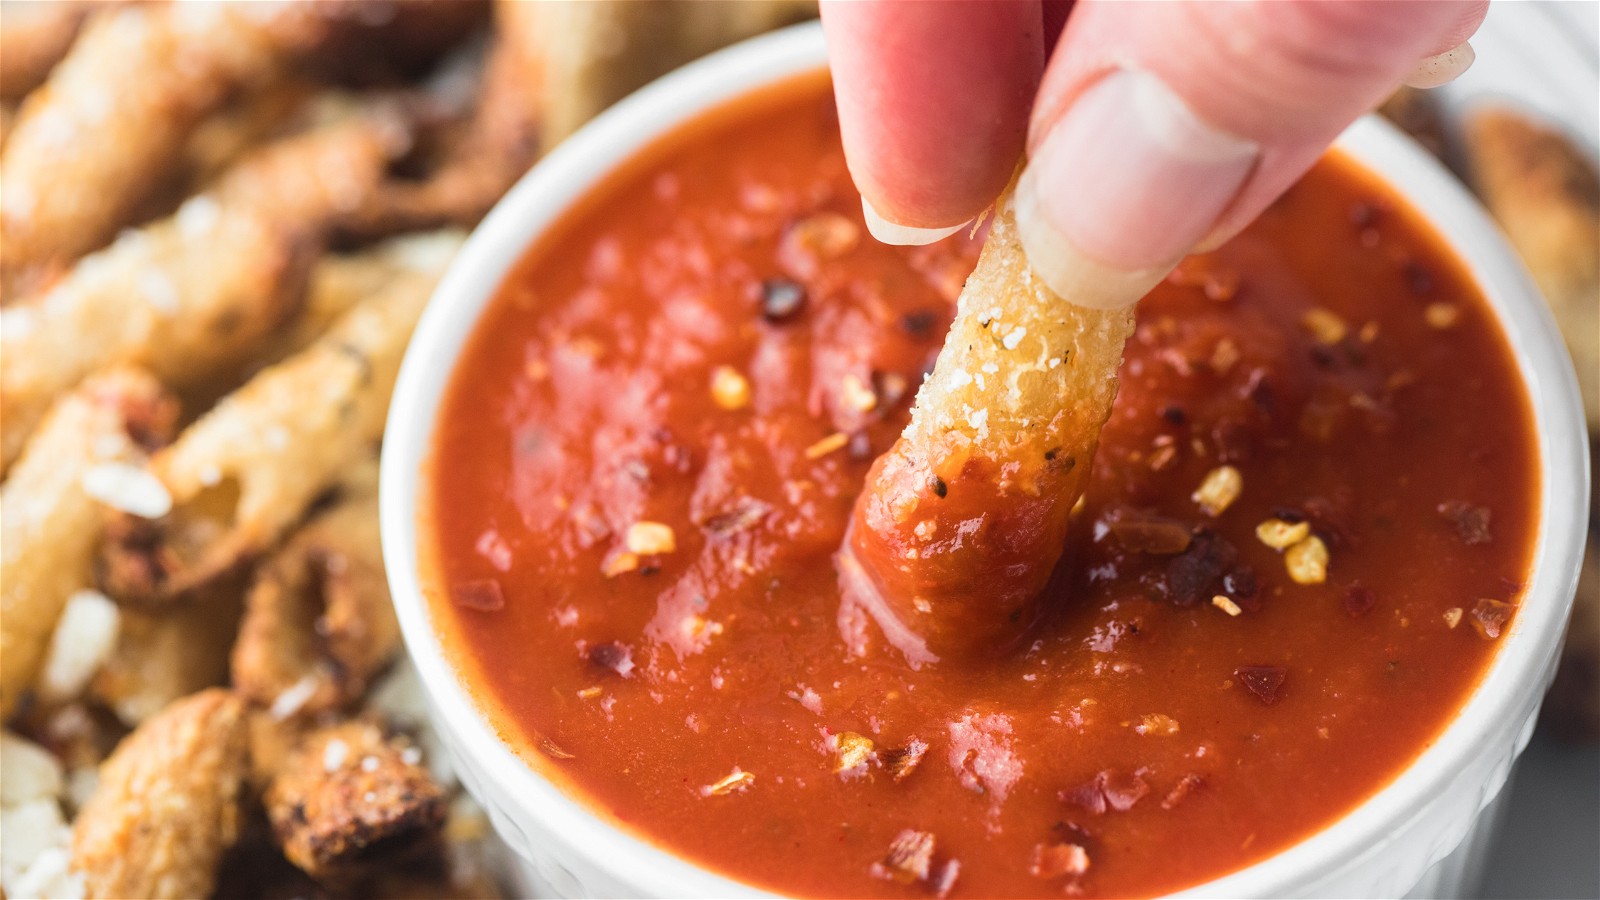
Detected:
left=423, top=75, right=1538, bottom=897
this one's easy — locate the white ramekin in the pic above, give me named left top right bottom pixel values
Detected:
left=380, top=22, right=1591, bottom=899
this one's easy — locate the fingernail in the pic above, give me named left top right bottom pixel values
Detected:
left=861, top=196, right=968, bottom=246
left=1402, top=42, right=1474, bottom=89
left=1017, top=68, right=1258, bottom=308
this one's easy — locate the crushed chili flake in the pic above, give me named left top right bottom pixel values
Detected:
left=1438, top=501, right=1492, bottom=545
left=872, top=829, right=935, bottom=884
left=1166, top=529, right=1239, bottom=606
left=588, top=641, right=635, bottom=677
left=1063, top=769, right=1150, bottom=815
left=701, top=767, right=755, bottom=796
left=601, top=549, right=639, bottom=577
left=1344, top=584, right=1377, bottom=617
left=1424, top=302, right=1460, bottom=329
left=1161, top=773, right=1205, bottom=810
left=1301, top=308, right=1348, bottom=344
left=1235, top=666, right=1287, bottom=706
left=758, top=278, right=806, bottom=320
left=1210, top=337, right=1241, bottom=374
left=624, top=521, right=677, bottom=555
left=880, top=738, right=928, bottom=782
left=804, top=431, right=850, bottom=460
left=710, top=365, right=752, bottom=410
left=1030, top=842, right=1091, bottom=879
left=928, top=859, right=960, bottom=898
left=1192, top=465, right=1242, bottom=517
left=1284, top=535, right=1329, bottom=584
left=1470, top=598, right=1515, bottom=640
left=451, top=579, right=505, bottom=612
left=1135, top=714, right=1180, bottom=736
left=1212, top=595, right=1243, bottom=617
left=833, top=731, right=876, bottom=773
left=1443, top=607, right=1463, bottom=629
left=1256, top=518, right=1311, bottom=550
left=900, top=309, right=938, bottom=338
left=537, top=734, right=575, bottom=759
left=1106, top=510, right=1192, bottom=555
left=840, top=372, right=879, bottom=413
left=701, top=497, right=772, bottom=537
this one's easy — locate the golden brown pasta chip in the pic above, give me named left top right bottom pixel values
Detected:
left=70, top=689, right=250, bottom=900
left=0, top=1, right=341, bottom=285
left=840, top=186, right=1134, bottom=665
left=0, top=115, right=409, bottom=472
left=1464, top=107, right=1599, bottom=431
left=0, top=368, right=176, bottom=717
left=232, top=481, right=398, bottom=719
left=97, top=240, right=457, bottom=606
left=264, top=718, right=448, bottom=880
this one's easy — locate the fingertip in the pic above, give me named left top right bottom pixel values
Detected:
left=861, top=197, right=969, bottom=247
left=823, top=0, right=1043, bottom=230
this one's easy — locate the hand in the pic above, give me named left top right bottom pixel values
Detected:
left=821, top=0, right=1488, bottom=307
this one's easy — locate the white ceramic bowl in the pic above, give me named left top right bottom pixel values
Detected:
left=380, top=22, right=1591, bottom=899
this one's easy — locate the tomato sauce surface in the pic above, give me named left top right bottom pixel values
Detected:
left=424, top=75, right=1539, bottom=898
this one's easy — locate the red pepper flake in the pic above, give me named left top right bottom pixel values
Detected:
left=872, top=829, right=935, bottom=884
left=758, top=278, right=806, bottom=321
left=587, top=641, right=635, bottom=677
left=1223, top=567, right=1260, bottom=612
left=900, top=309, right=939, bottom=339
left=1438, top=501, right=1492, bottom=545
left=1344, top=584, right=1377, bottom=618
left=1030, top=842, right=1090, bottom=879
left=451, top=579, right=505, bottom=612
left=1235, top=666, right=1287, bottom=706
left=1106, top=510, right=1192, bottom=555
left=1060, top=770, right=1149, bottom=815
left=1470, top=598, right=1515, bottom=640
left=1161, top=773, right=1205, bottom=810
left=928, top=859, right=961, bottom=898
left=1166, top=528, right=1238, bottom=606
left=880, top=738, right=928, bottom=782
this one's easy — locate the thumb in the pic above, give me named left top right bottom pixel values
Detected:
left=1018, top=0, right=1487, bottom=309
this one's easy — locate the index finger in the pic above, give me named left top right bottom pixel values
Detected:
left=821, top=0, right=1045, bottom=238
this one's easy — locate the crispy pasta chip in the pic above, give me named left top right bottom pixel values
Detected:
left=70, top=689, right=250, bottom=900
left=0, top=1, right=343, bottom=286
left=0, top=0, right=94, bottom=102
left=264, top=718, right=448, bottom=880
left=1464, top=108, right=1599, bottom=431
left=0, top=115, right=409, bottom=472
left=839, top=186, right=1134, bottom=664
left=0, top=368, right=176, bottom=717
left=97, top=238, right=459, bottom=606
left=232, top=482, right=399, bottom=719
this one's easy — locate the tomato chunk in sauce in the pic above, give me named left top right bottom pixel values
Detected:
left=425, top=74, right=1538, bottom=898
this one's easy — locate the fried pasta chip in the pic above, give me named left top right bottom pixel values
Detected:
left=529, top=0, right=817, bottom=152
left=0, top=368, right=176, bottom=717
left=233, top=486, right=399, bottom=719
left=89, top=575, right=248, bottom=727
left=1465, top=108, right=1599, bottom=431
left=0, top=0, right=96, bottom=102
left=343, top=7, right=540, bottom=238
left=98, top=244, right=457, bottom=606
left=0, top=114, right=409, bottom=472
left=70, top=689, right=250, bottom=900
left=0, top=1, right=345, bottom=286
left=840, top=187, right=1135, bottom=664
left=264, top=718, right=448, bottom=880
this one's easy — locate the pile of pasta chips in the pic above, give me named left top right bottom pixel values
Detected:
left=0, top=2, right=817, bottom=897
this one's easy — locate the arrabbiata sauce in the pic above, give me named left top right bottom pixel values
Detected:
left=424, top=74, right=1538, bottom=898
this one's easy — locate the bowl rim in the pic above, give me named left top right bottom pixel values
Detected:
left=380, top=21, right=1590, bottom=899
